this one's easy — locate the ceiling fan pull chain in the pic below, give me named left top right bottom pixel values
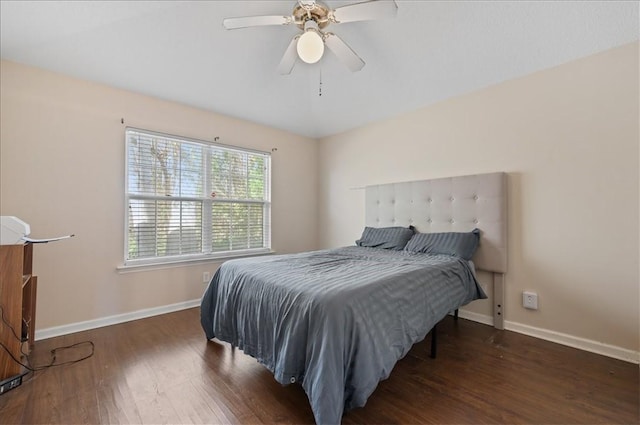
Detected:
left=319, top=68, right=323, bottom=97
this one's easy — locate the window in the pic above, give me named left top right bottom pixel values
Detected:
left=125, top=128, right=271, bottom=266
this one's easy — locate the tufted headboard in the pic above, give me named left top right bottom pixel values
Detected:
left=364, top=172, right=508, bottom=328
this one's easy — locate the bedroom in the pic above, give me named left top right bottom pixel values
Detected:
left=0, top=1, right=638, bottom=423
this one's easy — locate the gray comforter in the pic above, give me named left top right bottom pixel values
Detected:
left=200, top=246, right=486, bottom=424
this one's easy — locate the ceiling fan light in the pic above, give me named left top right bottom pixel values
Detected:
left=297, top=29, right=324, bottom=64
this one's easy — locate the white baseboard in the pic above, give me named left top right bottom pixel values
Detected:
left=34, top=299, right=201, bottom=341
left=505, top=321, right=640, bottom=364
left=457, top=309, right=639, bottom=364
left=456, top=309, right=494, bottom=326
left=35, top=301, right=639, bottom=365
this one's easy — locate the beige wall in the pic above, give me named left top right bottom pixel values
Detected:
left=2, top=42, right=638, bottom=356
left=318, top=42, right=639, bottom=353
left=0, top=60, right=318, bottom=329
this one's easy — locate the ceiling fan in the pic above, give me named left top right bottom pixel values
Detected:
left=223, top=0, right=398, bottom=75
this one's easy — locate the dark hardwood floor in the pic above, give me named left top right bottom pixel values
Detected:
left=1, top=308, right=637, bottom=424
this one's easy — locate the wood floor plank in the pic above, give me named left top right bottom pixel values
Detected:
left=95, top=376, right=143, bottom=425
left=0, top=308, right=637, bottom=424
left=191, top=374, right=259, bottom=424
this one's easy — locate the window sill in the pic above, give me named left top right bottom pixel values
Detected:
left=116, top=250, right=276, bottom=274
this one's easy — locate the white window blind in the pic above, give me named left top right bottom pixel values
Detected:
left=125, top=128, right=271, bottom=265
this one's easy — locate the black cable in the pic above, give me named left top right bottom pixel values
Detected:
left=0, top=305, right=95, bottom=372
left=0, top=304, right=22, bottom=342
left=0, top=340, right=32, bottom=370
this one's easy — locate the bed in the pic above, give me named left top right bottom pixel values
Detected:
left=200, top=172, right=507, bottom=424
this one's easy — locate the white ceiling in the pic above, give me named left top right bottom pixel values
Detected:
left=1, top=1, right=638, bottom=139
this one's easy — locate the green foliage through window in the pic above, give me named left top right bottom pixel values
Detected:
left=125, top=128, right=271, bottom=264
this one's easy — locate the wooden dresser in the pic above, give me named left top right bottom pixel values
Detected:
left=0, top=243, right=37, bottom=381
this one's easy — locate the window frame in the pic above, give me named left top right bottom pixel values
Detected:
left=123, top=127, right=272, bottom=268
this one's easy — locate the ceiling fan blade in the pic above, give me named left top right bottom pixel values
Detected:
left=223, top=15, right=292, bottom=30
left=278, top=36, right=299, bottom=75
left=324, top=33, right=365, bottom=72
left=331, top=0, right=398, bottom=24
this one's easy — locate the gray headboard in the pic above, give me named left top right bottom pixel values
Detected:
left=364, top=172, right=508, bottom=328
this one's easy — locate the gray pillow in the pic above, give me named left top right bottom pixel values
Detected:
left=356, top=226, right=415, bottom=250
left=404, top=228, right=480, bottom=260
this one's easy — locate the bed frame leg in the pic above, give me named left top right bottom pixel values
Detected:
left=493, top=273, right=505, bottom=330
left=430, top=324, right=437, bottom=359
left=431, top=309, right=458, bottom=359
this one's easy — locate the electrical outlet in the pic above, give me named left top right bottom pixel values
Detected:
left=523, top=291, right=538, bottom=310
left=202, top=271, right=210, bottom=283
